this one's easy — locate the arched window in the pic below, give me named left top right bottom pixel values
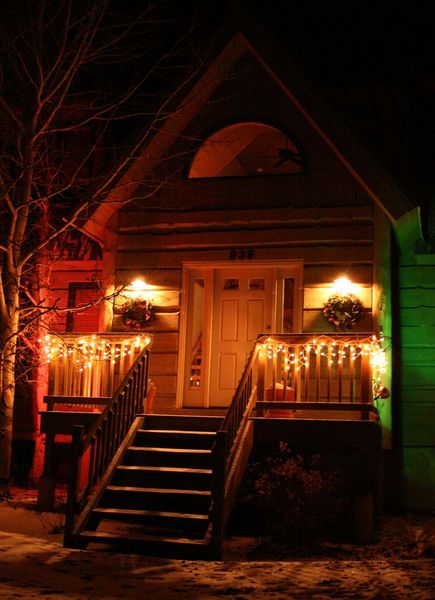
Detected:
left=188, top=122, right=305, bottom=178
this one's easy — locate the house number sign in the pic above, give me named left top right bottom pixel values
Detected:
left=229, top=248, right=254, bottom=260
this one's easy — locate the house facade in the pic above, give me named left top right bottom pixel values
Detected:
left=25, top=23, right=434, bottom=512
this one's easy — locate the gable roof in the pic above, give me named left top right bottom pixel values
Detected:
left=82, top=15, right=415, bottom=243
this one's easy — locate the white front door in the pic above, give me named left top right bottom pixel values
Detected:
left=208, top=268, right=273, bottom=406
left=179, top=262, right=302, bottom=408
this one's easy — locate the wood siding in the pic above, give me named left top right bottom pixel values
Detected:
left=114, top=198, right=374, bottom=397
left=110, top=50, right=377, bottom=405
left=398, top=260, right=435, bottom=508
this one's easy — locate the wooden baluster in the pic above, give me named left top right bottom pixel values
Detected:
left=113, top=399, right=120, bottom=449
left=100, top=422, right=108, bottom=477
left=118, top=342, right=125, bottom=389
left=88, top=436, right=96, bottom=489
left=315, top=344, right=321, bottom=403
left=349, top=345, right=355, bottom=402
left=108, top=344, right=115, bottom=396
left=134, top=361, right=142, bottom=413
left=338, top=343, right=343, bottom=402
left=281, top=346, right=287, bottom=398
left=304, top=347, right=310, bottom=402
left=93, top=354, right=101, bottom=398
left=50, top=360, right=57, bottom=396
left=125, top=376, right=131, bottom=425
left=272, top=350, right=277, bottom=401
left=106, top=412, right=114, bottom=471
left=59, top=351, right=65, bottom=396
left=360, top=349, right=371, bottom=417
left=94, top=428, right=102, bottom=479
left=257, top=347, right=266, bottom=416
left=290, top=346, right=297, bottom=401
left=327, top=345, right=332, bottom=402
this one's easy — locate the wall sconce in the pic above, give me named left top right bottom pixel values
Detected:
left=126, top=278, right=156, bottom=303
left=130, top=278, right=148, bottom=292
left=332, top=277, right=356, bottom=295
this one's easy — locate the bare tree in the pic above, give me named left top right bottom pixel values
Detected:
left=0, top=0, right=205, bottom=493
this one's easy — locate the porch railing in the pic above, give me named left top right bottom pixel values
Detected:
left=63, top=342, right=151, bottom=546
left=210, top=332, right=384, bottom=555
left=46, top=333, right=150, bottom=398
left=254, top=333, right=383, bottom=411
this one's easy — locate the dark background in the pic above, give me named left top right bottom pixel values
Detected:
left=191, top=1, right=435, bottom=226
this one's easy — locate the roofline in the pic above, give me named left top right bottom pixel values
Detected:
left=82, top=20, right=416, bottom=243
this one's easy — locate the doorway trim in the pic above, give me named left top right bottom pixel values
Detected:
left=176, top=260, right=303, bottom=408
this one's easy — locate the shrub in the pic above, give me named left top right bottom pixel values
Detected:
left=239, top=443, right=350, bottom=545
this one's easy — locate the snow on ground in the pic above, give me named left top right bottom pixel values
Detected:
left=0, top=488, right=434, bottom=599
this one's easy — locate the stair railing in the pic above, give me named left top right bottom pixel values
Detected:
left=64, top=342, right=151, bottom=545
left=210, top=342, right=260, bottom=557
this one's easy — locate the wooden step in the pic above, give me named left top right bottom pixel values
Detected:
left=142, top=414, right=224, bottom=431
left=125, top=446, right=213, bottom=468
left=102, top=485, right=212, bottom=512
left=78, top=530, right=211, bottom=559
left=91, top=507, right=209, bottom=535
left=112, top=465, right=212, bottom=489
left=134, top=429, right=216, bottom=449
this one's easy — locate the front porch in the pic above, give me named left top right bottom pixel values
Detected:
left=37, top=331, right=385, bottom=556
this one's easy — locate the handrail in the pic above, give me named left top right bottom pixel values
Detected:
left=215, top=343, right=259, bottom=475
left=210, top=343, right=260, bottom=556
left=64, top=340, right=151, bottom=545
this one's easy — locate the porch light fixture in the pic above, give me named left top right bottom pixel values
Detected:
left=128, top=278, right=157, bottom=299
left=332, top=277, right=356, bottom=295
left=130, top=278, right=148, bottom=292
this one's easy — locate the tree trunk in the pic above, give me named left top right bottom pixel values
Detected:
left=0, top=310, right=18, bottom=483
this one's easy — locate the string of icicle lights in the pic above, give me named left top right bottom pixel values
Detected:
left=259, top=334, right=388, bottom=383
left=39, top=334, right=151, bottom=371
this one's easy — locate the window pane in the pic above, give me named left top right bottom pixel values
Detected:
left=223, top=278, right=239, bottom=291
left=189, top=279, right=205, bottom=388
left=283, top=278, right=294, bottom=333
left=189, top=122, right=305, bottom=178
left=249, top=278, right=265, bottom=290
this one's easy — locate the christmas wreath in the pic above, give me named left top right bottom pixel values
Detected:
left=322, top=293, right=364, bottom=330
left=121, top=298, right=154, bottom=329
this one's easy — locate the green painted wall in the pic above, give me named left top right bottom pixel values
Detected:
left=396, top=209, right=435, bottom=509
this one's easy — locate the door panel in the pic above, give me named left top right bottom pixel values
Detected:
left=221, top=300, right=238, bottom=341
left=247, top=299, right=265, bottom=341
left=218, top=354, right=237, bottom=389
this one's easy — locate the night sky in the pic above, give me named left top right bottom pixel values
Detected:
left=185, top=1, right=435, bottom=216
left=1, top=0, right=434, bottom=220
left=250, top=1, right=435, bottom=220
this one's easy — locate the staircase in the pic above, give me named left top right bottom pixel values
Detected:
left=64, top=338, right=257, bottom=559
left=73, top=414, right=223, bottom=558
